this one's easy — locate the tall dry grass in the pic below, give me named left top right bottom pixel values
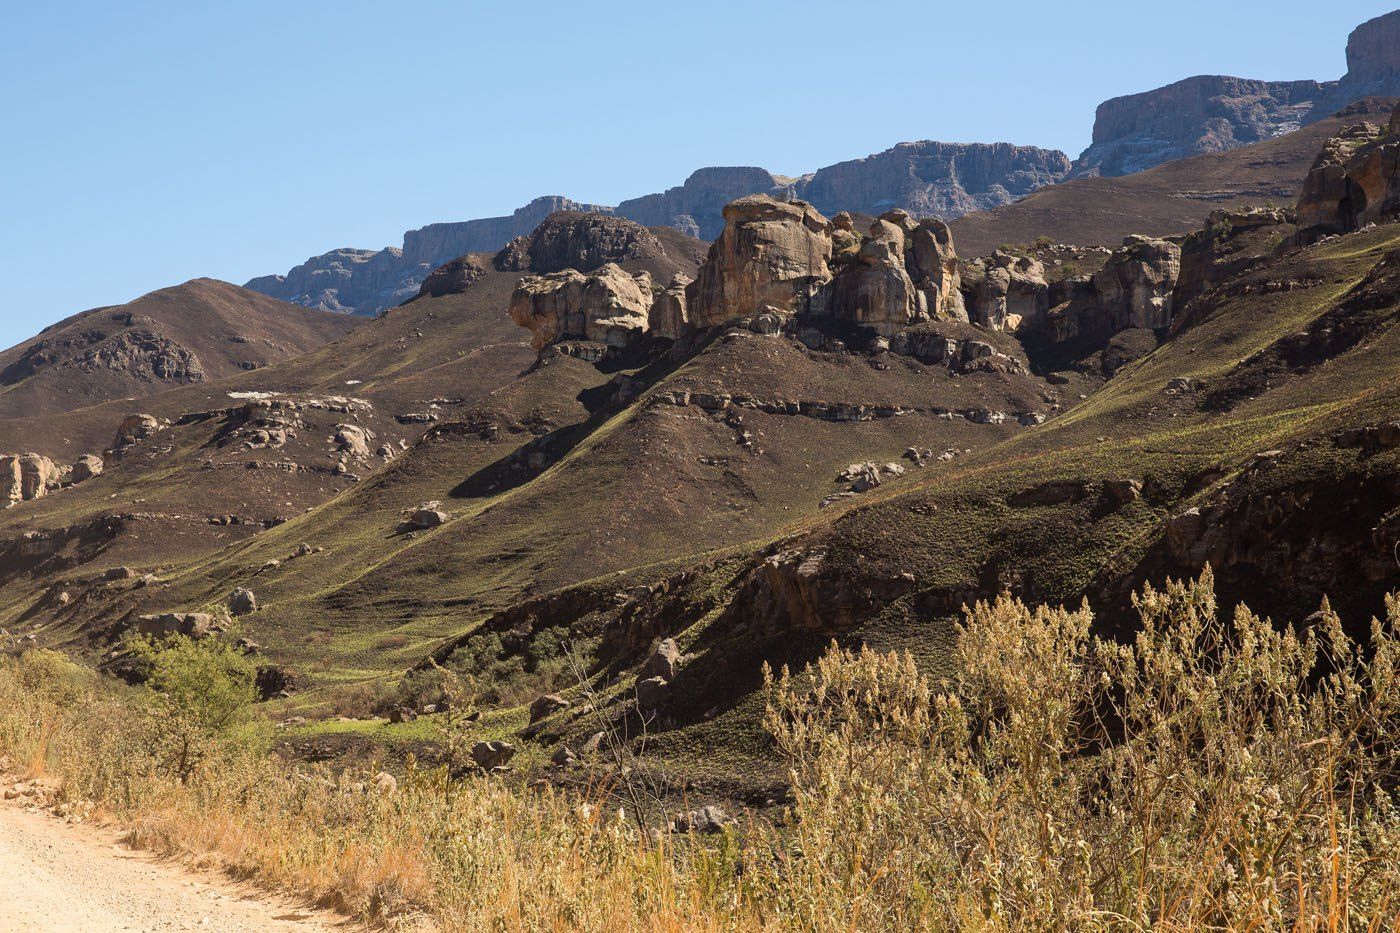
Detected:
left=1, top=569, right=1396, bottom=931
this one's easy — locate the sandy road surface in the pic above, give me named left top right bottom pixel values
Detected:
left=0, top=800, right=346, bottom=932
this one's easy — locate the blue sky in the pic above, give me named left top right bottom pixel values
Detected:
left=1, top=0, right=1394, bottom=348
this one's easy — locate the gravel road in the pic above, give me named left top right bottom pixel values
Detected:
left=0, top=799, right=344, bottom=932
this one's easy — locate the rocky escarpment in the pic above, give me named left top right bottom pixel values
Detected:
left=614, top=168, right=787, bottom=240
left=1294, top=103, right=1400, bottom=243
left=246, top=196, right=608, bottom=316
left=506, top=194, right=1183, bottom=364
left=786, top=141, right=1070, bottom=218
left=1073, top=11, right=1400, bottom=178
left=250, top=144, right=1072, bottom=317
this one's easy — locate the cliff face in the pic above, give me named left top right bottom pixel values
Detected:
left=786, top=141, right=1071, bottom=219
left=246, top=196, right=607, bottom=317
left=1075, top=11, right=1400, bottom=178
left=248, top=143, right=1069, bottom=317
left=614, top=167, right=783, bottom=240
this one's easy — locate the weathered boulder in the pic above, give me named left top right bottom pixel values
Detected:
left=686, top=196, right=833, bottom=329
left=966, top=252, right=1049, bottom=331
left=907, top=219, right=966, bottom=322
left=494, top=211, right=674, bottom=275
left=471, top=740, right=517, bottom=770
left=228, top=587, right=258, bottom=616
left=639, top=637, right=681, bottom=680
left=1, top=454, right=61, bottom=504
left=528, top=693, right=570, bottom=723
left=111, top=413, right=165, bottom=454
left=509, top=263, right=653, bottom=351
left=671, top=805, right=730, bottom=835
left=70, top=454, right=104, bottom=484
left=1295, top=105, right=1400, bottom=243
left=635, top=676, right=671, bottom=711
left=134, top=612, right=214, bottom=640
left=334, top=424, right=374, bottom=459
left=409, top=508, right=449, bottom=529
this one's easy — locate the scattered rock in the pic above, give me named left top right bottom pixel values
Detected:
left=529, top=693, right=570, bottom=724
left=471, top=740, right=517, bottom=770
left=228, top=587, right=258, bottom=616
left=672, top=805, right=730, bottom=834
left=639, top=638, right=681, bottom=680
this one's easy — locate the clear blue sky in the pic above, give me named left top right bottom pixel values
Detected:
left=1, top=0, right=1394, bottom=348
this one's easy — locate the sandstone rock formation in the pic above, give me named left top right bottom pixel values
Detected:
left=109, top=413, right=166, bottom=459
left=70, top=454, right=104, bottom=484
left=414, top=254, right=488, bottom=300
left=686, top=196, right=833, bottom=329
left=1294, top=104, right=1400, bottom=243
left=649, top=274, right=691, bottom=340
left=1074, top=11, right=1400, bottom=178
left=0, top=454, right=61, bottom=505
left=964, top=252, right=1049, bottom=331
left=830, top=213, right=919, bottom=336
left=494, top=212, right=676, bottom=275
left=1174, top=207, right=1296, bottom=312
left=509, top=264, right=654, bottom=350
left=1090, top=236, right=1182, bottom=331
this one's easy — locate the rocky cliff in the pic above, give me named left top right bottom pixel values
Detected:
left=246, top=196, right=608, bottom=317
left=785, top=141, right=1070, bottom=218
left=1294, top=102, right=1400, bottom=243
left=249, top=147, right=1070, bottom=318
left=1074, top=11, right=1400, bottom=178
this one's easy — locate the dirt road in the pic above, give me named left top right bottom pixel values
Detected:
left=0, top=799, right=345, bottom=932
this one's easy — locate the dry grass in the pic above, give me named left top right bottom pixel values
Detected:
left=2, top=569, right=1396, bottom=931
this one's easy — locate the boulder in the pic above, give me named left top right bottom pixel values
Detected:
left=671, top=805, right=730, bottom=835
left=228, top=588, right=258, bottom=616
left=509, top=263, right=653, bottom=351
left=409, top=508, right=449, bottom=529
left=528, top=693, right=570, bottom=723
left=70, top=454, right=104, bottom=484
left=471, top=740, right=517, bottom=770
left=334, top=424, right=374, bottom=459
left=134, top=612, right=214, bottom=640
left=111, top=413, right=165, bottom=453
left=686, top=195, right=833, bottom=329
left=0, top=453, right=62, bottom=504
left=639, top=638, right=681, bottom=680
left=1295, top=105, right=1400, bottom=243
left=1103, top=478, right=1143, bottom=505
left=635, top=676, right=671, bottom=711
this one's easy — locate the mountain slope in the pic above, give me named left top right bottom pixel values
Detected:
left=949, top=109, right=1391, bottom=255
left=0, top=279, right=358, bottom=423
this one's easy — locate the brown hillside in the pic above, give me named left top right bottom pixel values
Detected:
left=950, top=110, right=1390, bottom=255
left=0, top=279, right=359, bottom=423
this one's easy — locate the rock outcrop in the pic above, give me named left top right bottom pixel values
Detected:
left=1090, top=236, right=1182, bottom=331
left=0, top=454, right=62, bottom=506
left=1294, top=104, right=1400, bottom=243
left=1074, top=12, right=1400, bottom=178
left=686, top=196, right=834, bottom=329
left=509, top=263, right=654, bottom=351
left=414, top=254, right=489, bottom=300
left=494, top=212, right=676, bottom=275
left=964, top=252, right=1049, bottom=331
left=649, top=274, right=691, bottom=340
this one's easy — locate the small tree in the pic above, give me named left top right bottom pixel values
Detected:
left=133, top=635, right=258, bottom=783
